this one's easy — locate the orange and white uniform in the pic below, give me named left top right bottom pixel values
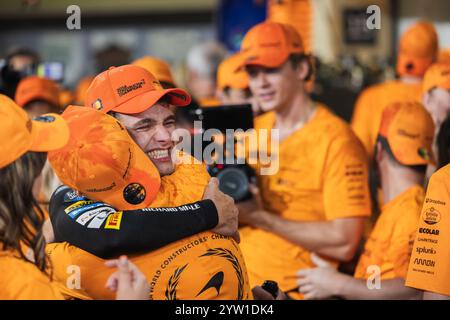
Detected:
left=239, top=104, right=371, bottom=297
left=406, top=165, right=450, bottom=296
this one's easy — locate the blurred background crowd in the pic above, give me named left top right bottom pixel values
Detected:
left=1, top=0, right=449, bottom=122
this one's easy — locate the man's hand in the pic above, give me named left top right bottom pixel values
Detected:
left=238, top=185, right=272, bottom=229
left=105, top=256, right=150, bottom=300
left=203, top=178, right=240, bottom=243
left=296, top=254, right=345, bottom=300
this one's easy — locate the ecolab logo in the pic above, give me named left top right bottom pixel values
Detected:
left=117, top=79, right=146, bottom=97
left=419, top=228, right=439, bottom=236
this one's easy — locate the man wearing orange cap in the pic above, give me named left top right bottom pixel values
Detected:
left=405, top=163, right=450, bottom=299
left=296, top=102, right=434, bottom=299
left=45, top=105, right=252, bottom=300
left=352, top=21, right=439, bottom=161
left=46, top=65, right=240, bottom=265
left=422, top=63, right=450, bottom=174
left=15, top=75, right=61, bottom=118
left=216, top=53, right=251, bottom=105
left=235, top=21, right=371, bottom=299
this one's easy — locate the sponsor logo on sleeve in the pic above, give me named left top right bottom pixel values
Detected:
left=423, top=207, right=441, bottom=225
left=67, top=202, right=109, bottom=219
left=87, top=208, right=115, bottom=229
left=104, top=211, right=123, bottom=230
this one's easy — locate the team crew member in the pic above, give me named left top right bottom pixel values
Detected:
left=216, top=53, right=252, bottom=105
left=296, top=102, right=434, bottom=299
left=15, top=76, right=65, bottom=213
left=406, top=163, right=450, bottom=299
left=352, top=21, right=438, bottom=160
left=15, top=76, right=62, bottom=118
left=133, top=56, right=177, bottom=89
left=46, top=65, right=240, bottom=259
left=421, top=63, right=450, bottom=176
left=0, top=94, right=148, bottom=300
left=235, top=21, right=371, bottom=299
left=46, top=106, right=252, bottom=300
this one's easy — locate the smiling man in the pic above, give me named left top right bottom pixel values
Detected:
left=47, top=65, right=239, bottom=260
left=236, top=21, right=372, bottom=299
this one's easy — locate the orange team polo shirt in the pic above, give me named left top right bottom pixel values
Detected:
left=406, top=165, right=450, bottom=296
left=351, top=80, right=423, bottom=160
left=354, top=185, right=424, bottom=280
left=239, top=104, right=371, bottom=298
left=46, top=158, right=252, bottom=300
left=0, top=249, right=64, bottom=300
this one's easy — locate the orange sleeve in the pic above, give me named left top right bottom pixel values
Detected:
left=351, top=88, right=376, bottom=159
left=406, top=171, right=450, bottom=296
left=323, top=136, right=371, bottom=220
left=12, top=278, right=65, bottom=300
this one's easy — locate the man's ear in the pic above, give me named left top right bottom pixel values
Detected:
left=296, top=58, right=311, bottom=82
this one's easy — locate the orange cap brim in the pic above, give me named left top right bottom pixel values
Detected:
left=237, top=51, right=290, bottom=71
left=29, top=113, right=70, bottom=152
left=112, top=88, right=191, bottom=115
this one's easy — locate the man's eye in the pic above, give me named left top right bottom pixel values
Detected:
left=135, top=125, right=151, bottom=132
left=165, top=121, right=176, bottom=127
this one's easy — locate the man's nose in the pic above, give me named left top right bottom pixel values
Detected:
left=254, top=71, right=270, bottom=88
left=153, top=125, right=172, bottom=144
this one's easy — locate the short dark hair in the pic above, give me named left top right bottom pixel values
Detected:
left=288, top=53, right=313, bottom=81
left=376, top=135, right=427, bottom=174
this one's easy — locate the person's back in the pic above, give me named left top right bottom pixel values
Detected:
left=45, top=106, right=251, bottom=300
left=47, top=160, right=251, bottom=300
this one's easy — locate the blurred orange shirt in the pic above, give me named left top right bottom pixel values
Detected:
left=351, top=80, right=423, bottom=160
left=0, top=249, right=64, bottom=300
left=406, top=165, right=450, bottom=296
left=354, top=185, right=424, bottom=280
left=46, top=159, right=252, bottom=300
left=239, top=105, right=371, bottom=298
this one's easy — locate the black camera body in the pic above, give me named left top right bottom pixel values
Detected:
left=181, top=103, right=256, bottom=202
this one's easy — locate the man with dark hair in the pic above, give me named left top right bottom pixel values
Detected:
left=296, top=102, right=435, bottom=300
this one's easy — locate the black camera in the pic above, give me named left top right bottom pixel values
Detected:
left=178, top=103, right=256, bottom=202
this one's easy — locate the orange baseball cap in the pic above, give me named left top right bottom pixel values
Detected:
left=75, top=76, right=94, bottom=105
left=48, top=105, right=161, bottom=210
left=240, top=21, right=305, bottom=68
left=85, top=65, right=191, bottom=114
left=15, top=76, right=61, bottom=108
left=0, top=94, right=69, bottom=169
left=397, top=21, right=439, bottom=77
left=132, top=56, right=176, bottom=86
left=379, top=101, right=435, bottom=166
left=217, top=53, right=249, bottom=90
left=422, top=63, right=450, bottom=94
